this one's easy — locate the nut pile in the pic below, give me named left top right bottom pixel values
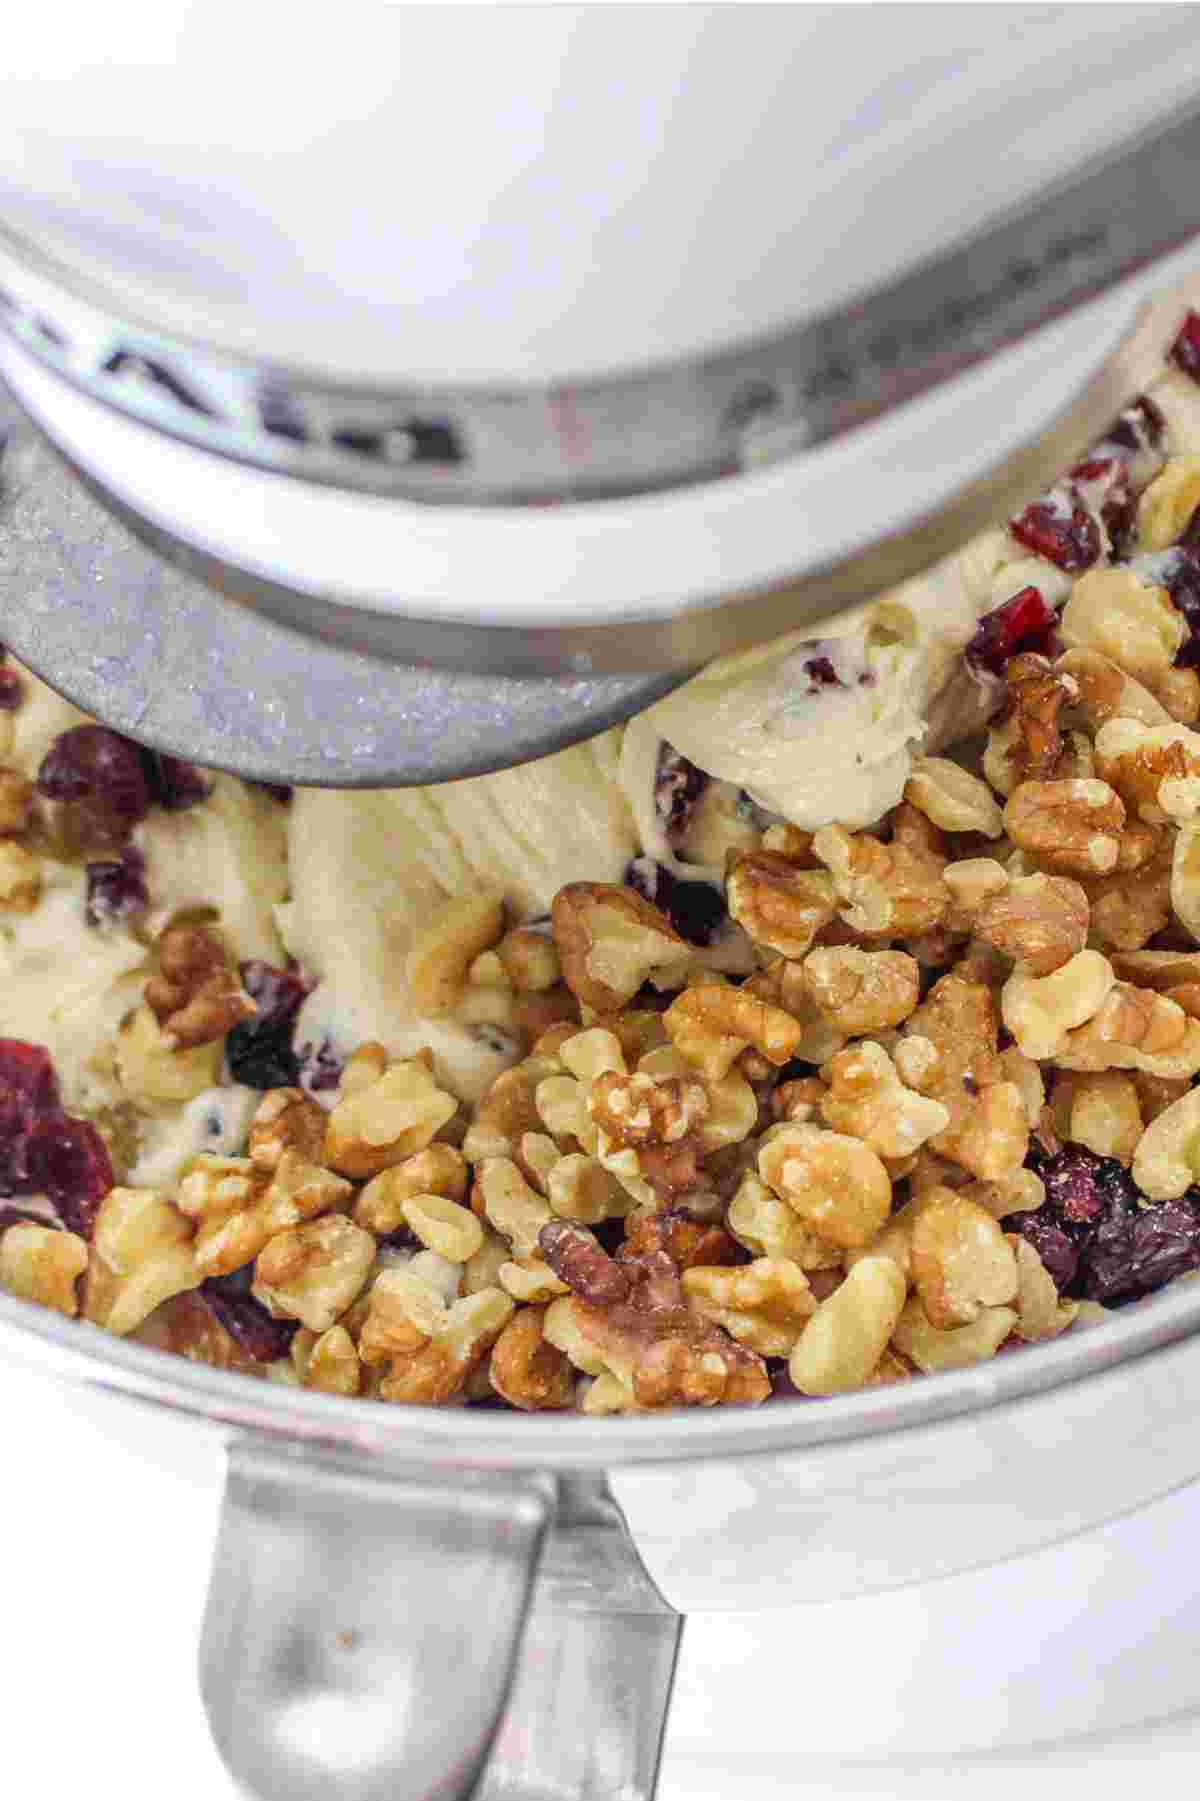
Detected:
left=12, top=330, right=1200, bottom=1415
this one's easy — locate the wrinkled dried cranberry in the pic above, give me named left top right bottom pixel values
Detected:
left=1104, top=394, right=1166, bottom=455
left=225, top=960, right=309, bottom=1089
left=1155, top=548, right=1200, bottom=667
left=146, top=754, right=210, bottom=810
left=0, top=1041, right=59, bottom=1192
left=623, top=857, right=727, bottom=947
left=247, top=780, right=293, bottom=805
left=37, top=725, right=151, bottom=850
left=654, top=744, right=708, bottom=850
left=1069, top=457, right=1136, bottom=558
left=964, top=586, right=1058, bottom=676
left=24, top=1116, right=112, bottom=1239
left=199, top=1273, right=298, bottom=1361
left=1010, top=493, right=1101, bottom=571
left=803, top=655, right=840, bottom=688
left=85, top=847, right=148, bottom=927
left=0, top=666, right=23, bottom=711
left=1171, top=310, right=1200, bottom=383
left=1007, top=1144, right=1200, bottom=1305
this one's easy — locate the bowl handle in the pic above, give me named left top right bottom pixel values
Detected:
left=199, top=1439, right=682, bottom=1801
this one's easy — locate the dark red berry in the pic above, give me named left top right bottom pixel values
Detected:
left=654, top=744, right=708, bottom=850
left=247, top=780, right=293, bottom=805
left=802, top=655, right=841, bottom=689
left=225, top=960, right=309, bottom=1089
left=37, top=725, right=151, bottom=850
left=1010, top=493, right=1101, bottom=571
left=199, top=1273, right=298, bottom=1361
left=0, top=667, right=24, bottom=711
left=1104, top=394, right=1166, bottom=455
left=0, top=1040, right=60, bottom=1192
left=624, top=857, right=727, bottom=946
left=1171, top=310, right=1200, bottom=383
left=85, top=847, right=148, bottom=927
left=1069, top=457, right=1136, bottom=558
left=24, top=1116, right=113, bottom=1239
left=964, top=585, right=1058, bottom=676
left=1154, top=548, right=1200, bottom=667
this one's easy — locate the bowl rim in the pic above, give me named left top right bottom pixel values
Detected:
left=3, top=1276, right=1199, bottom=1470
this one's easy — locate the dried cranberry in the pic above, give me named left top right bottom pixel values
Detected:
left=623, top=858, right=727, bottom=947
left=802, top=655, right=841, bottom=688
left=964, top=586, right=1058, bottom=676
left=1171, top=310, right=1200, bottom=383
left=1154, top=548, right=1200, bottom=667
left=85, top=846, right=148, bottom=927
left=1007, top=1144, right=1200, bottom=1306
left=0, top=666, right=24, bottom=711
left=0, top=1040, right=60, bottom=1192
left=1104, top=394, right=1166, bottom=455
left=654, top=744, right=708, bottom=850
left=1010, top=492, right=1101, bottom=572
left=36, top=725, right=151, bottom=850
left=1069, top=457, right=1135, bottom=558
left=199, top=1273, right=298, bottom=1361
left=24, top=1116, right=112, bottom=1239
left=247, top=780, right=293, bottom=805
left=225, top=961, right=309, bottom=1090
left=146, top=754, right=210, bottom=810
left=376, top=1225, right=422, bottom=1253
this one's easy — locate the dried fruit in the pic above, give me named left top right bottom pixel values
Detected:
left=84, top=847, right=149, bottom=927
left=964, top=586, right=1058, bottom=676
left=199, top=1269, right=299, bottom=1361
left=654, top=743, right=709, bottom=849
left=226, top=961, right=309, bottom=1088
left=146, top=754, right=211, bottom=811
left=0, top=1040, right=112, bottom=1237
left=36, top=725, right=151, bottom=850
left=1170, top=309, right=1200, bottom=383
left=1011, top=491, right=1101, bottom=573
left=623, top=859, right=728, bottom=947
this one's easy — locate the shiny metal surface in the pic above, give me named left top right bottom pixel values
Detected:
left=0, top=385, right=681, bottom=785
left=4, top=88, right=1200, bottom=507
left=201, top=1446, right=679, bottom=1801
left=200, top=1442, right=554, bottom=1801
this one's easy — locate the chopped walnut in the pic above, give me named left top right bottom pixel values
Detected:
left=909, top=1187, right=1018, bottom=1329
left=495, top=926, right=562, bottom=993
left=376, top=1287, right=515, bottom=1405
left=0, top=768, right=34, bottom=836
left=247, top=1088, right=328, bottom=1171
left=145, top=922, right=255, bottom=1049
left=727, top=1169, right=843, bottom=1269
left=538, top=1218, right=632, bottom=1305
left=813, top=822, right=948, bottom=936
left=725, top=851, right=837, bottom=957
left=1084, top=845, right=1174, bottom=951
left=178, top=1147, right=352, bottom=1277
left=253, top=1215, right=375, bottom=1332
left=1137, top=455, right=1200, bottom=551
left=990, top=654, right=1076, bottom=787
left=621, top=1208, right=742, bottom=1271
left=905, top=756, right=1004, bottom=837
left=1132, top=1083, right=1200, bottom=1199
left=1055, top=1070, right=1143, bottom=1161
left=552, top=882, right=691, bottom=1012
left=758, top=1123, right=891, bottom=1250
left=901, top=972, right=1029, bottom=1180
left=405, top=888, right=504, bottom=1015
left=116, top=1004, right=225, bottom=1112
left=462, top=1062, right=552, bottom=1162
left=402, top=1192, right=484, bottom=1263
left=1001, top=949, right=1116, bottom=1060
left=1060, top=566, right=1187, bottom=714
left=942, top=857, right=1011, bottom=925
left=971, top=872, right=1090, bottom=976
left=84, top=1186, right=202, bottom=1335
left=543, top=1248, right=769, bottom=1411
left=1133, top=1069, right=1194, bottom=1125
left=800, top=947, right=920, bottom=1033
left=490, top=1305, right=574, bottom=1410
left=545, top=1151, right=631, bottom=1224
left=663, top=982, right=802, bottom=1081
left=682, top=1258, right=816, bottom=1356
left=1055, top=981, right=1200, bottom=1077
left=589, top=1068, right=708, bottom=1147
left=324, top=1052, right=458, bottom=1178
left=0, top=1223, right=87, bottom=1317
left=1056, top=647, right=1171, bottom=731
left=293, top=1323, right=362, bottom=1396
left=1006, top=1236, right=1078, bottom=1342
left=354, top=1144, right=469, bottom=1234
left=1172, top=818, right=1200, bottom=942
left=819, top=1040, right=951, bottom=1160
left=788, top=1255, right=907, bottom=1396
left=478, top=1157, right=554, bottom=1259
left=1003, top=778, right=1124, bottom=877
left=1093, top=718, right=1200, bottom=824
left=0, top=840, right=41, bottom=911
left=891, top=1295, right=1017, bottom=1372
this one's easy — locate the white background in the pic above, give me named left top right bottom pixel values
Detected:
left=4, top=1354, right=1200, bottom=1798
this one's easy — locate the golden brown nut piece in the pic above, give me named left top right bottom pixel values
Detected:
left=145, top=922, right=256, bottom=1049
